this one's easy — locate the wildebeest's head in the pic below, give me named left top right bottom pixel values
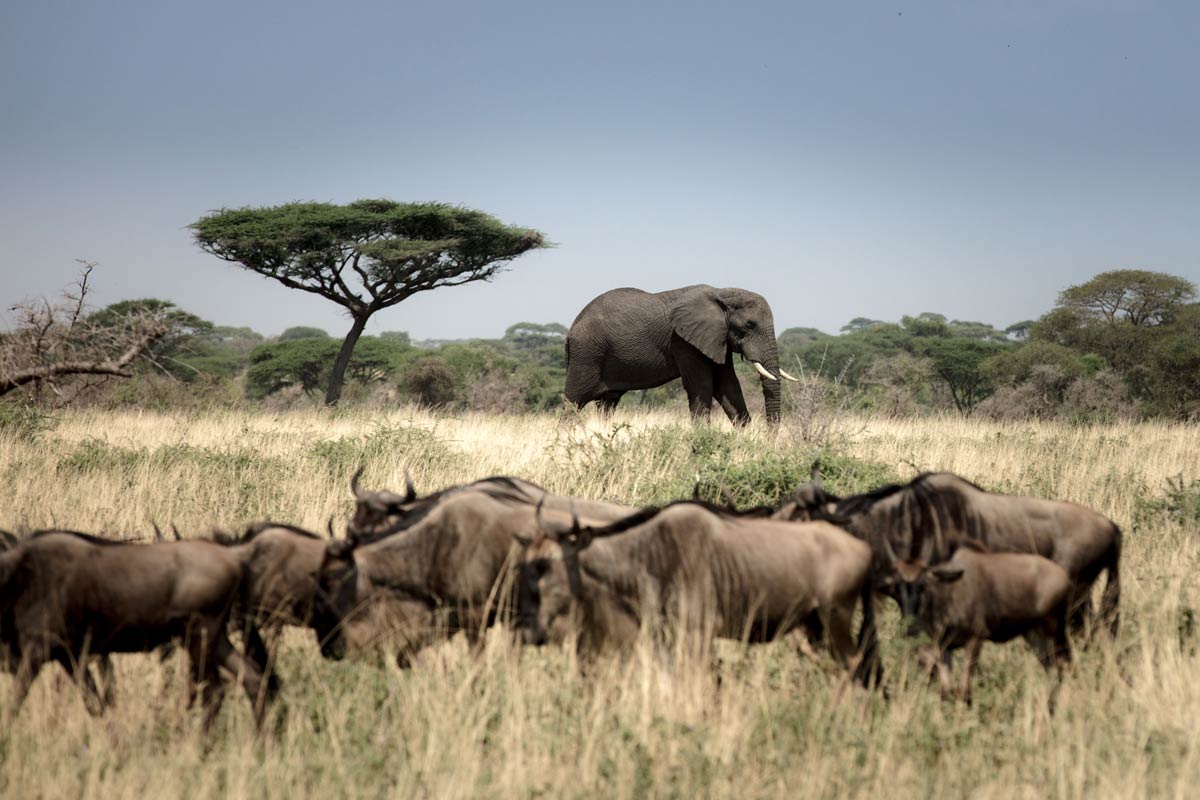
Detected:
left=513, top=501, right=592, bottom=647
left=876, top=536, right=964, bottom=622
left=348, top=467, right=419, bottom=540
left=773, top=462, right=840, bottom=522
left=312, top=538, right=360, bottom=660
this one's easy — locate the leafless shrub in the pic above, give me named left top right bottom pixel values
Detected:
left=464, top=370, right=526, bottom=413
left=1062, top=371, right=1137, bottom=422
left=861, top=353, right=933, bottom=417
left=779, top=349, right=865, bottom=448
left=0, top=263, right=171, bottom=403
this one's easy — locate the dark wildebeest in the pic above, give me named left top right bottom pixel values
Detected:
left=881, top=537, right=1072, bottom=707
left=516, top=501, right=880, bottom=687
left=345, top=468, right=621, bottom=543
left=215, top=521, right=340, bottom=683
left=775, top=470, right=1121, bottom=637
left=0, top=531, right=273, bottom=728
left=315, top=480, right=635, bottom=664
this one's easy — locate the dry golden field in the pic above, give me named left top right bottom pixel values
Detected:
left=2, top=406, right=1199, bottom=799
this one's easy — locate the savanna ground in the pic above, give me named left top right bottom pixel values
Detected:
left=1, top=405, right=1199, bottom=799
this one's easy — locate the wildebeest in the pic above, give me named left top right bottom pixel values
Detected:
left=881, top=538, right=1072, bottom=706
left=315, top=480, right=634, bottom=664
left=776, top=470, right=1121, bottom=636
left=217, top=521, right=338, bottom=681
left=0, top=530, right=273, bottom=728
left=346, top=468, right=622, bottom=543
left=516, top=501, right=880, bottom=686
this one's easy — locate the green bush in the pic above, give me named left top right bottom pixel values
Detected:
left=307, top=422, right=464, bottom=477
left=0, top=403, right=55, bottom=441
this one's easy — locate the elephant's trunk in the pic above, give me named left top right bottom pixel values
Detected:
left=759, top=351, right=783, bottom=426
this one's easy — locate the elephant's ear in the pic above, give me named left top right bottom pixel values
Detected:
left=670, top=289, right=728, bottom=363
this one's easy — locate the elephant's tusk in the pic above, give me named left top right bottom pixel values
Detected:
left=752, top=362, right=779, bottom=381
left=778, top=368, right=800, bottom=382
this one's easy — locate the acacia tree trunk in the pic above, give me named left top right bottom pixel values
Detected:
left=325, top=312, right=371, bottom=407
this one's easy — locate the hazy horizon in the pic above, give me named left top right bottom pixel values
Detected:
left=3, top=1, right=1197, bottom=339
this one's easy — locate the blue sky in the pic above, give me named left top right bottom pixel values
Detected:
left=2, top=0, right=1197, bottom=339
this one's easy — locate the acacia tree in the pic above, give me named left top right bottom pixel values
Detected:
left=191, top=199, right=546, bottom=405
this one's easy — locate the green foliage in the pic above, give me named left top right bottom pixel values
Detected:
left=548, top=422, right=897, bottom=508
left=307, top=423, right=463, bottom=476
left=1058, top=269, right=1196, bottom=326
left=191, top=199, right=547, bottom=404
left=398, top=358, right=458, bottom=406
left=0, top=403, right=55, bottom=441
left=191, top=200, right=546, bottom=314
left=279, top=326, right=330, bottom=341
left=690, top=449, right=900, bottom=508
left=922, top=338, right=1005, bottom=414
left=1137, top=475, right=1200, bottom=530
left=246, top=337, right=410, bottom=399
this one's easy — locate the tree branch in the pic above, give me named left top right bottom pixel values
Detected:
left=0, top=325, right=166, bottom=398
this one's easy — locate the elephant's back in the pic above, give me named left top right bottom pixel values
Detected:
left=569, top=288, right=668, bottom=339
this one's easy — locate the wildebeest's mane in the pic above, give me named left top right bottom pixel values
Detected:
left=234, top=521, right=323, bottom=544
left=839, top=472, right=990, bottom=561
left=574, top=499, right=776, bottom=541
left=352, top=476, right=542, bottom=546
left=27, top=528, right=133, bottom=546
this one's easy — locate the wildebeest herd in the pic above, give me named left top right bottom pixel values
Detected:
left=0, top=465, right=1121, bottom=729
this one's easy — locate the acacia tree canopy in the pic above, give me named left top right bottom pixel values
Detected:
left=1059, top=269, right=1196, bottom=327
left=191, top=199, right=546, bottom=405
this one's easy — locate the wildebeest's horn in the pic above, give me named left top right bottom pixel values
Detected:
left=811, top=460, right=822, bottom=489
left=570, top=502, right=580, bottom=534
left=718, top=482, right=737, bottom=510
left=534, top=498, right=546, bottom=534
left=403, top=470, right=417, bottom=504
left=171, top=524, right=182, bottom=541
left=326, top=515, right=336, bottom=539
left=350, top=466, right=367, bottom=501
left=0, top=529, right=17, bottom=549
left=152, top=522, right=165, bottom=542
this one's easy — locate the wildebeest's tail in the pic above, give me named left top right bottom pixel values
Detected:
left=1098, top=522, right=1121, bottom=638
left=853, top=582, right=883, bottom=689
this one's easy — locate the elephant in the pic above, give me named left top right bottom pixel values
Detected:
left=564, top=285, right=797, bottom=425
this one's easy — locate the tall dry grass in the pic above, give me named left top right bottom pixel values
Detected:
left=1, top=406, right=1199, bottom=798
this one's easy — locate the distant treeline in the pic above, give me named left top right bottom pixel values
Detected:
left=9, top=269, right=1198, bottom=421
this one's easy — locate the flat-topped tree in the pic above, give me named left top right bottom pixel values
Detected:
left=191, top=199, right=546, bottom=405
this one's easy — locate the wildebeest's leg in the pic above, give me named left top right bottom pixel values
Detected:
left=1067, top=590, right=1094, bottom=640
left=959, top=638, right=983, bottom=705
left=94, top=655, right=116, bottom=708
left=935, top=648, right=956, bottom=701
left=215, top=633, right=269, bottom=729
left=824, top=603, right=859, bottom=704
left=852, top=585, right=883, bottom=689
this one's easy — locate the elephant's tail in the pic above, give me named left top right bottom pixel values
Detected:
left=564, top=336, right=571, bottom=368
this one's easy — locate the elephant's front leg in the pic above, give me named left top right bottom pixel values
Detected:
left=671, top=341, right=717, bottom=421
left=714, top=359, right=751, bottom=426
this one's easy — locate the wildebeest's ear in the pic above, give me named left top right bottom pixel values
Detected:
left=0, top=529, right=17, bottom=549
left=512, top=532, right=533, bottom=548
left=931, top=564, right=965, bottom=583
